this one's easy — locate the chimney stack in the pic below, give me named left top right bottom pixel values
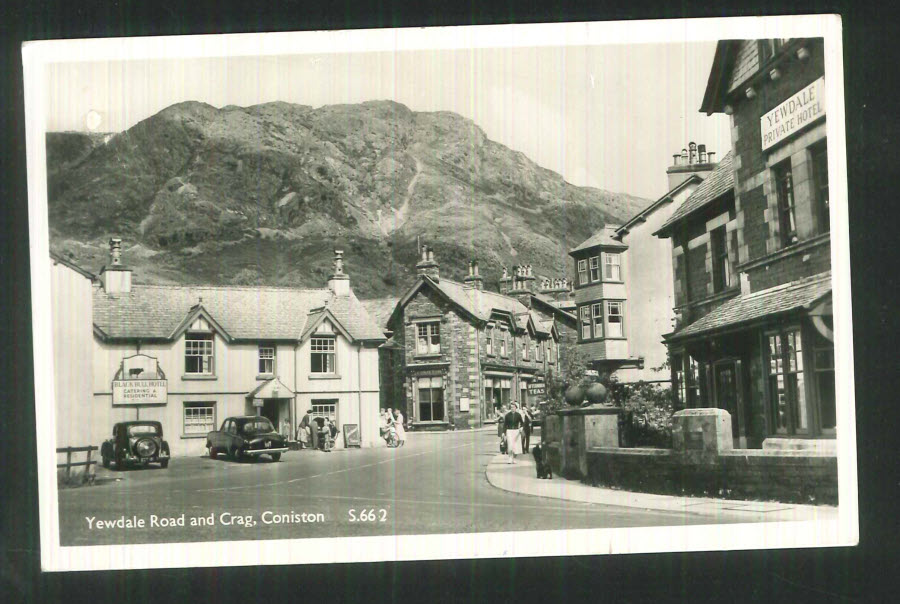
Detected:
left=328, top=249, right=350, bottom=296
left=506, top=265, right=535, bottom=307
left=415, top=244, right=440, bottom=282
left=100, top=237, right=132, bottom=294
left=463, top=259, right=484, bottom=290
left=666, top=141, right=718, bottom=191
left=498, top=266, right=512, bottom=294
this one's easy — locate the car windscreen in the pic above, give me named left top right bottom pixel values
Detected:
left=127, top=424, right=159, bottom=436
left=241, top=419, right=274, bottom=435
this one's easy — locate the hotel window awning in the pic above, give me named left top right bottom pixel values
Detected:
left=246, top=377, right=294, bottom=400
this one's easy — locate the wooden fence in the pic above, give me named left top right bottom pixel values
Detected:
left=57, top=446, right=98, bottom=483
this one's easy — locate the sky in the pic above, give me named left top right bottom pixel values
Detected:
left=44, top=40, right=732, bottom=201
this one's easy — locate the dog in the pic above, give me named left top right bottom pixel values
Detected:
left=532, top=444, right=552, bottom=479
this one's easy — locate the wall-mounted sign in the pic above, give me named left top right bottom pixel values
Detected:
left=761, top=76, right=825, bottom=151
left=112, top=379, right=167, bottom=405
left=527, top=382, right=546, bottom=396
left=112, top=354, right=167, bottom=405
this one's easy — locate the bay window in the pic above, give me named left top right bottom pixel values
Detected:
left=606, top=301, right=624, bottom=338
left=589, top=256, right=601, bottom=282
left=767, top=328, right=808, bottom=435
left=604, top=253, right=621, bottom=281
left=577, top=259, right=588, bottom=285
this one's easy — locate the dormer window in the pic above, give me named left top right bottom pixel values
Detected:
left=185, top=333, right=215, bottom=375
left=258, top=345, right=275, bottom=375
left=521, top=336, right=529, bottom=360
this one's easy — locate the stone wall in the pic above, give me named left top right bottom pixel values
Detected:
left=584, top=448, right=837, bottom=505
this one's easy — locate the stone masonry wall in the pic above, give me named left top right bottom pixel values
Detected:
left=584, top=448, right=837, bottom=505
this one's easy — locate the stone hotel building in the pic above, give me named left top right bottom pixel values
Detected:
left=384, top=247, right=577, bottom=430
left=655, top=38, right=835, bottom=450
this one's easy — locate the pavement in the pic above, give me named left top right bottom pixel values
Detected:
left=485, top=450, right=839, bottom=524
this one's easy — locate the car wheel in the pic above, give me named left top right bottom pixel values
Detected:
left=159, top=459, right=169, bottom=469
left=270, top=453, right=281, bottom=462
left=207, top=444, right=217, bottom=459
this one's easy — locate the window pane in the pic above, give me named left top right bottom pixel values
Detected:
left=606, top=302, right=623, bottom=338
left=604, top=254, right=621, bottom=280
left=589, top=256, right=600, bottom=281
left=577, top=260, right=588, bottom=285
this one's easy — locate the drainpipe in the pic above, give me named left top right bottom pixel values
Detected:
left=357, top=342, right=363, bottom=446
left=294, top=342, right=299, bottom=438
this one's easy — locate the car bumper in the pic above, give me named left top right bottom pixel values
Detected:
left=242, top=447, right=288, bottom=456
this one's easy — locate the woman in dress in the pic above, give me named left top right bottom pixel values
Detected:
left=392, top=409, right=406, bottom=447
left=504, top=403, right=524, bottom=464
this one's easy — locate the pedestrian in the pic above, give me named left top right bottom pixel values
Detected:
left=298, top=410, right=312, bottom=450
left=393, top=409, right=406, bottom=447
left=521, top=404, right=533, bottom=453
left=314, top=416, right=328, bottom=451
left=503, top=403, right=524, bottom=464
left=328, top=418, right=340, bottom=450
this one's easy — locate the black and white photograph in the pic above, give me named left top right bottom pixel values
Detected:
left=22, top=15, right=858, bottom=572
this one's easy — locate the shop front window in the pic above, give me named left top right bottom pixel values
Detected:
left=417, top=376, right=444, bottom=422
left=767, top=328, right=808, bottom=435
left=813, top=332, right=836, bottom=431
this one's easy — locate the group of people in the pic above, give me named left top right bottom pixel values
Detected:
left=379, top=408, right=406, bottom=447
left=295, top=410, right=340, bottom=452
left=497, top=402, right=534, bottom=464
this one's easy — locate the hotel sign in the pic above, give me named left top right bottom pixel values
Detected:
left=112, top=354, right=167, bottom=405
left=112, top=379, right=167, bottom=405
left=761, top=76, right=826, bottom=150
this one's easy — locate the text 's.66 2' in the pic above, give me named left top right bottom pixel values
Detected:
left=348, top=509, right=387, bottom=522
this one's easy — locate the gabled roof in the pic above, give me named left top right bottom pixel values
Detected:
left=391, top=276, right=574, bottom=335
left=93, top=284, right=385, bottom=343
left=615, top=174, right=704, bottom=239
left=569, top=225, right=628, bottom=256
left=360, top=297, right=400, bottom=332
left=50, top=252, right=98, bottom=282
left=655, top=151, right=735, bottom=237
left=666, top=272, right=832, bottom=341
left=699, top=40, right=741, bottom=116
left=247, top=377, right=294, bottom=399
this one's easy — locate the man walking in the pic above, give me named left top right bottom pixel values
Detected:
left=521, top=404, right=533, bottom=453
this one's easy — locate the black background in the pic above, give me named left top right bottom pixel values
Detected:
left=2, top=1, right=898, bottom=603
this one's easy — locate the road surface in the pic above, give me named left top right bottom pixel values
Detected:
left=58, top=429, right=728, bottom=546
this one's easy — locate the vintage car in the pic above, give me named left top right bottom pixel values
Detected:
left=206, top=416, right=287, bottom=462
left=101, top=421, right=170, bottom=470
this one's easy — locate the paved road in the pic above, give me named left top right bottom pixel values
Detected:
left=58, top=429, right=726, bottom=546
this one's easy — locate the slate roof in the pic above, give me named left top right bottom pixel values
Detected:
left=655, top=151, right=735, bottom=236
left=569, top=225, right=628, bottom=255
left=93, top=284, right=385, bottom=342
left=667, top=272, right=832, bottom=341
left=360, top=297, right=400, bottom=331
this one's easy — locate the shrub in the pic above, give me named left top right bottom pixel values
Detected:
left=613, top=380, right=675, bottom=448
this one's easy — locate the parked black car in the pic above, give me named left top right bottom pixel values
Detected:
left=101, top=421, right=170, bottom=470
left=206, top=416, right=287, bottom=462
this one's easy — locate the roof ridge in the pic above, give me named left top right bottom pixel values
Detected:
left=123, top=283, right=331, bottom=293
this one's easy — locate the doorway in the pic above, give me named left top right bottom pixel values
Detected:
left=713, top=360, right=743, bottom=445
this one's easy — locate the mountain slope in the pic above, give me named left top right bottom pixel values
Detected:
left=47, top=100, right=648, bottom=298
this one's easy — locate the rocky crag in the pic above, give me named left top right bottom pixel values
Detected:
left=47, top=100, right=648, bottom=298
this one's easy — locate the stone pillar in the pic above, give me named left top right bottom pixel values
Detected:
left=552, top=406, right=621, bottom=479
left=671, top=408, right=733, bottom=463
